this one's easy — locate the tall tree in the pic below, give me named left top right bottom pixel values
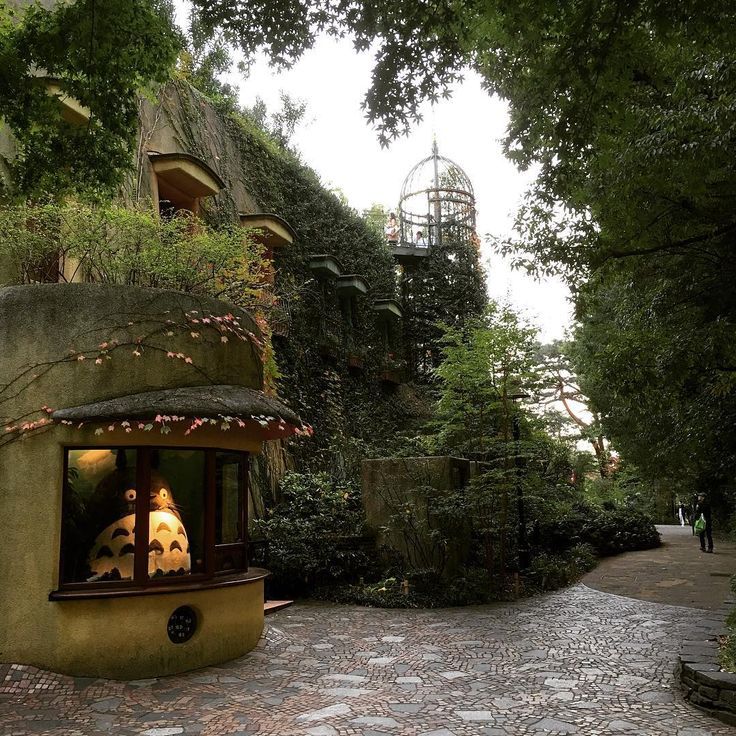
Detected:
left=187, top=0, right=736, bottom=503
left=432, top=301, right=539, bottom=459
left=538, top=341, right=609, bottom=476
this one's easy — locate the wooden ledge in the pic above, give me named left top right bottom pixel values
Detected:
left=49, top=568, right=270, bottom=601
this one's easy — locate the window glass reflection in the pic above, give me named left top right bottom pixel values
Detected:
left=63, top=449, right=137, bottom=584
left=150, top=450, right=206, bottom=577
left=216, top=454, right=243, bottom=545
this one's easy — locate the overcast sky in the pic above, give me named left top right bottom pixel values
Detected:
left=174, top=5, right=573, bottom=342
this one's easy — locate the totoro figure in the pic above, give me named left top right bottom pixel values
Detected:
left=86, top=450, right=191, bottom=581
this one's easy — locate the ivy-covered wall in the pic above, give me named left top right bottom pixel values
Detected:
left=133, top=81, right=430, bottom=509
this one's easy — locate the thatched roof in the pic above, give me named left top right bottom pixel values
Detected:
left=52, top=385, right=301, bottom=427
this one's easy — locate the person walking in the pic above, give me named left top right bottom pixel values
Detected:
left=694, top=492, right=714, bottom=553
left=677, top=501, right=688, bottom=526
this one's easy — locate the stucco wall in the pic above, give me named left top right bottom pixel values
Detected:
left=0, top=284, right=263, bottom=422
left=133, top=83, right=261, bottom=219
left=0, top=284, right=269, bottom=677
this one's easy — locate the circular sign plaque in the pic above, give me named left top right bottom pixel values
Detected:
left=167, top=605, right=197, bottom=644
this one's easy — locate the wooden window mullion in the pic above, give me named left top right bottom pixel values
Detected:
left=133, top=447, right=151, bottom=584
left=205, top=450, right=216, bottom=578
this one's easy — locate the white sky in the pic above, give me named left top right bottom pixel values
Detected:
left=172, top=0, right=573, bottom=343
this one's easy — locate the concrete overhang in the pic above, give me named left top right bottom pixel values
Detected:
left=308, top=254, right=343, bottom=279
left=372, top=298, right=403, bottom=321
left=336, top=274, right=369, bottom=298
left=148, top=152, right=225, bottom=198
left=44, top=78, right=90, bottom=126
left=239, top=213, right=296, bottom=249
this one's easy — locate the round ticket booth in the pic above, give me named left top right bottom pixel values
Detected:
left=0, top=284, right=303, bottom=679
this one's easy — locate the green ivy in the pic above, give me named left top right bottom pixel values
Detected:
left=0, top=0, right=180, bottom=199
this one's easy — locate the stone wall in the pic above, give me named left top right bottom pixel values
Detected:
left=678, top=614, right=736, bottom=727
left=361, top=456, right=477, bottom=574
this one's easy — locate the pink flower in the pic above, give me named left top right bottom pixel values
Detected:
left=95, top=358, right=103, bottom=365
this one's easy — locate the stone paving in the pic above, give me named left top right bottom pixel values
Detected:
left=2, top=584, right=736, bottom=735
left=584, top=525, right=736, bottom=610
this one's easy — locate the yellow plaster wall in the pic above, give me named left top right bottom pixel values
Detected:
left=0, top=425, right=265, bottom=679
left=51, top=581, right=264, bottom=679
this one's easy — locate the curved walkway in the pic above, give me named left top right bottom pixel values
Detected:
left=1, top=529, right=735, bottom=735
left=583, top=524, right=736, bottom=610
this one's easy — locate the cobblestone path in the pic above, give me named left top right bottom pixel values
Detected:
left=2, top=585, right=734, bottom=735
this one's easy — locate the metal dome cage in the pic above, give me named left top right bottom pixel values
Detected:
left=396, top=141, right=476, bottom=255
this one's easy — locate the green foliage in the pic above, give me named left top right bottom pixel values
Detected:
left=525, top=544, right=597, bottom=593
left=0, top=0, right=180, bottom=198
left=255, top=472, right=372, bottom=595
left=402, top=235, right=487, bottom=378
left=0, top=201, right=266, bottom=300
left=186, top=0, right=736, bottom=538
left=169, top=86, right=412, bottom=476
left=432, top=301, right=540, bottom=458
left=571, top=264, right=736, bottom=506
left=241, top=92, right=309, bottom=151
left=584, top=463, right=657, bottom=518
left=581, top=506, right=661, bottom=557
left=320, top=577, right=421, bottom=609
left=319, top=567, right=502, bottom=608
left=721, top=579, right=736, bottom=672
left=176, top=11, right=239, bottom=111
left=189, top=0, right=472, bottom=145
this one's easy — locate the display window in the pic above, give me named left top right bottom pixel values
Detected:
left=59, top=446, right=248, bottom=591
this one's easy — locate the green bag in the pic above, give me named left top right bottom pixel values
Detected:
left=694, top=514, right=707, bottom=534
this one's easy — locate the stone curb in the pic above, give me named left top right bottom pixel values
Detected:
left=678, top=601, right=736, bottom=727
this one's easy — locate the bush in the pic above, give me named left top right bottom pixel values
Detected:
left=0, top=202, right=266, bottom=298
left=581, top=506, right=661, bottom=556
left=317, top=566, right=500, bottom=608
left=533, top=500, right=660, bottom=558
left=524, top=544, right=597, bottom=592
left=721, top=600, right=736, bottom=672
left=255, top=472, right=373, bottom=596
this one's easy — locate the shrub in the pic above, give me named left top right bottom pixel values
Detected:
left=317, top=566, right=500, bottom=608
left=721, top=602, right=736, bottom=672
left=255, top=472, right=372, bottom=596
left=581, top=506, right=661, bottom=556
left=533, top=500, right=660, bottom=558
left=0, top=201, right=266, bottom=301
left=524, top=544, right=597, bottom=592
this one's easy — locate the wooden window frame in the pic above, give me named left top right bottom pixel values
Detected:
left=55, top=445, right=250, bottom=597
